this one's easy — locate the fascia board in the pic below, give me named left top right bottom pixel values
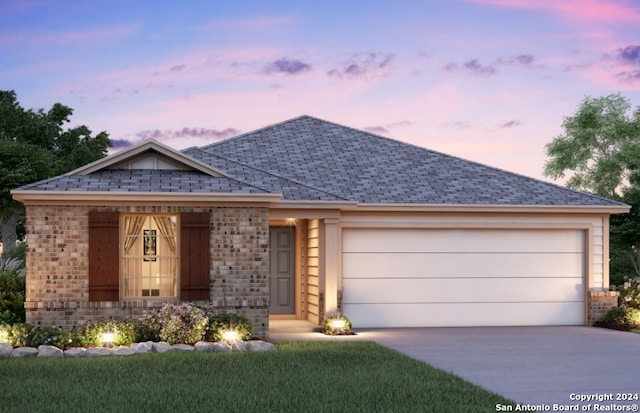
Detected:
left=11, top=190, right=281, bottom=205
left=350, top=203, right=631, bottom=214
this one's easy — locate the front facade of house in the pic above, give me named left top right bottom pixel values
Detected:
left=12, top=116, right=628, bottom=339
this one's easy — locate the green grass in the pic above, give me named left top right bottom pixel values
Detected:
left=0, top=341, right=512, bottom=412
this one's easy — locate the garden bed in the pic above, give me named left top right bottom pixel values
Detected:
left=0, top=339, right=275, bottom=358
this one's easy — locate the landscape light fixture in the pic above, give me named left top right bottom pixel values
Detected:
left=102, top=331, right=115, bottom=348
left=222, top=330, right=238, bottom=342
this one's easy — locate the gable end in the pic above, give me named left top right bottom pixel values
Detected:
left=69, top=139, right=230, bottom=178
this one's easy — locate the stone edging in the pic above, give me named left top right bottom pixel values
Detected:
left=0, top=340, right=276, bottom=358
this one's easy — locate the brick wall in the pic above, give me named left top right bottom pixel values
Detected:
left=209, top=207, right=270, bottom=339
left=588, top=290, right=620, bottom=325
left=25, top=205, right=91, bottom=325
left=24, top=205, right=271, bottom=339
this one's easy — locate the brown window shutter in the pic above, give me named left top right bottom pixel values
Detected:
left=180, top=212, right=211, bottom=300
left=88, top=211, right=119, bottom=301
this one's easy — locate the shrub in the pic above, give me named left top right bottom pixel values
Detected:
left=5, top=323, right=33, bottom=347
left=0, top=267, right=26, bottom=324
left=602, top=307, right=640, bottom=326
left=0, top=320, right=138, bottom=349
left=139, top=303, right=208, bottom=344
left=0, top=242, right=26, bottom=272
left=0, top=323, right=11, bottom=343
left=1, top=323, right=68, bottom=348
left=322, top=314, right=355, bottom=335
left=71, top=319, right=139, bottom=347
left=136, top=310, right=162, bottom=342
left=205, top=312, right=253, bottom=341
left=615, top=276, right=640, bottom=309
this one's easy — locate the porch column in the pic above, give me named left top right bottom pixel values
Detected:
left=323, top=218, right=340, bottom=316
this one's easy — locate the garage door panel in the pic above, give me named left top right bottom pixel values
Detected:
left=343, top=277, right=584, bottom=303
left=341, top=228, right=586, bottom=327
left=346, top=302, right=585, bottom=327
left=343, top=229, right=584, bottom=254
left=343, top=252, right=584, bottom=279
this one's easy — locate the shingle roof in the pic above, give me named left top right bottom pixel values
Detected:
left=16, top=115, right=626, bottom=208
left=192, top=115, right=624, bottom=206
left=183, top=148, right=347, bottom=201
left=18, top=170, right=268, bottom=194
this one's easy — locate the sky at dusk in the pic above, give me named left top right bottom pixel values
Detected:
left=1, top=0, right=639, bottom=183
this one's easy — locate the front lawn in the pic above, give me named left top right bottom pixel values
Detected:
left=0, top=341, right=512, bottom=412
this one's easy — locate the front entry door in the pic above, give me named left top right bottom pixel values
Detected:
left=269, top=227, right=295, bottom=315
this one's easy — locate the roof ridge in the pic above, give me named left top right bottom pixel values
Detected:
left=185, top=145, right=350, bottom=201
left=180, top=147, right=280, bottom=194
left=199, top=115, right=311, bottom=151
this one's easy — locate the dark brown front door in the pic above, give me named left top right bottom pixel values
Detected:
left=269, top=227, right=295, bottom=315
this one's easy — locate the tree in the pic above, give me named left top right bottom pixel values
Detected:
left=543, top=93, right=640, bottom=199
left=543, top=93, right=640, bottom=285
left=0, top=90, right=111, bottom=253
left=609, top=173, right=640, bottom=284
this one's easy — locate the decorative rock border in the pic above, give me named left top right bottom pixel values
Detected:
left=0, top=340, right=276, bottom=358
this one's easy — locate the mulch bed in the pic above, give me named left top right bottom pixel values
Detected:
left=593, top=321, right=640, bottom=332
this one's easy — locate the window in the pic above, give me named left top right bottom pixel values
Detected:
left=122, top=214, right=178, bottom=298
left=89, top=211, right=211, bottom=302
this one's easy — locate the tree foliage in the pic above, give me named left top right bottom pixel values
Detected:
left=543, top=93, right=640, bottom=199
left=0, top=90, right=111, bottom=251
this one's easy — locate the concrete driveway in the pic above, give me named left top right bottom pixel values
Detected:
left=270, top=322, right=640, bottom=408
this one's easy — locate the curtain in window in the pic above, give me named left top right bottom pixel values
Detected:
left=124, top=216, right=146, bottom=253
left=153, top=216, right=177, bottom=254
left=154, top=216, right=178, bottom=297
left=123, top=216, right=146, bottom=297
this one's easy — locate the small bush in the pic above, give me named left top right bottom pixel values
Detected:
left=0, top=320, right=139, bottom=349
left=205, top=312, right=253, bottom=341
left=1, top=323, right=67, bottom=348
left=602, top=307, right=640, bottom=325
left=5, top=323, right=34, bottom=347
left=71, top=319, right=138, bottom=347
left=0, top=242, right=26, bottom=271
left=139, top=303, right=208, bottom=344
left=322, top=314, right=355, bottom=335
left=0, top=269, right=26, bottom=324
left=615, top=276, right=640, bottom=309
left=0, top=323, right=11, bottom=343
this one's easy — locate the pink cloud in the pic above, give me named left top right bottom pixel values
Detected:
left=364, top=120, right=414, bottom=136
left=468, top=0, right=640, bottom=22
left=327, top=52, right=395, bottom=80
left=61, top=46, right=284, bottom=103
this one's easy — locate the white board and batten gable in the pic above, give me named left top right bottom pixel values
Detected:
left=68, top=139, right=229, bottom=177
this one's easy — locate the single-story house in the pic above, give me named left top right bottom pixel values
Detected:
left=12, top=115, right=629, bottom=339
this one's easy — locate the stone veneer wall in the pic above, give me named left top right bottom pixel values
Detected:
left=24, top=205, right=271, bottom=339
left=588, top=290, right=620, bottom=325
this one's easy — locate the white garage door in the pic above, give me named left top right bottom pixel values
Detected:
left=342, top=228, right=585, bottom=327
